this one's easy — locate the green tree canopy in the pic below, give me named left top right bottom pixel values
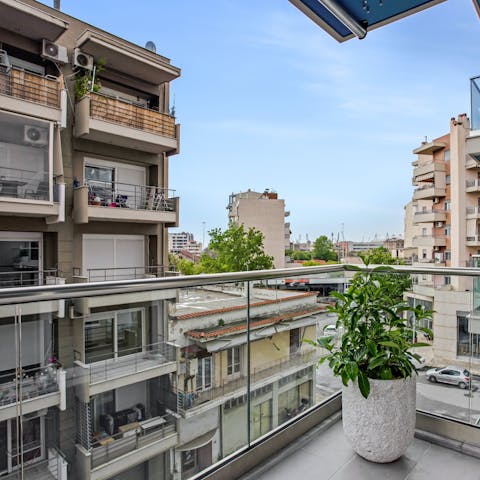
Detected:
left=360, top=246, right=404, bottom=266
left=312, top=235, right=338, bottom=261
left=198, top=224, right=274, bottom=273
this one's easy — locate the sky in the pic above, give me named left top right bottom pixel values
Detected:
left=41, top=0, right=480, bottom=243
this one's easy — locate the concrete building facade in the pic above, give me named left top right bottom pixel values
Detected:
left=227, top=190, right=290, bottom=269
left=405, top=112, right=480, bottom=370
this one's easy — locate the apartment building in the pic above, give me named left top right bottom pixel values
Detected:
left=165, top=286, right=325, bottom=478
left=0, top=0, right=180, bottom=478
left=227, top=190, right=290, bottom=269
left=168, top=232, right=202, bottom=256
left=405, top=108, right=480, bottom=369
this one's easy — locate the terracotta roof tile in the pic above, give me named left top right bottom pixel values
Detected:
left=185, top=305, right=325, bottom=340
left=175, top=292, right=319, bottom=320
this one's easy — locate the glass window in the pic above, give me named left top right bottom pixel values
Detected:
left=457, top=315, right=480, bottom=358
left=227, top=346, right=241, bottom=376
left=85, top=317, right=114, bottom=363
left=0, top=111, right=50, bottom=201
left=196, top=356, right=212, bottom=391
left=446, top=175, right=451, bottom=185
left=445, top=201, right=450, bottom=211
left=445, top=251, right=451, bottom=260
left=117, top=310, right=142, bottom=357
left=85, top=164, right=114, bottom=206
left=444, top=149, right=450, bottom=161
left=471, top=77, right=480, bottom=130
left=445, top=276, right=451, bottom=285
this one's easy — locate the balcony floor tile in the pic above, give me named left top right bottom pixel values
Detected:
left=243, top=420, right=480, bottom=480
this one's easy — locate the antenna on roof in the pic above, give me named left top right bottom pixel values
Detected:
left=145, top=41, right=157, bottom=53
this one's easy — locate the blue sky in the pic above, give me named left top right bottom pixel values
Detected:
left=45, top=0, right=480, bottom=243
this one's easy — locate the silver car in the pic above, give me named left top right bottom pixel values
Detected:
left=426, top=366, right=471, bottom=389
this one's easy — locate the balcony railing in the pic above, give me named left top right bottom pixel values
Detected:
left=73, top=265, right=175, bottom=282
left=0, top=68, right=60, bottom=108
left=75, top=341, right=176, bottom=385
left=174, top=350, right=319, bottom=413
left=0, top=269, right=62, bottom=288
left=0, top=167, right=51, bottom=201
left=84, top=180, right=176, bottom=211
left=3, top=263, right=480, bottom=479
left=89, top=92, right=176, bottom=138
left=0, top=364, right=61, bottom=407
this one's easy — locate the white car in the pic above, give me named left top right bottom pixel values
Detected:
left=426, top=366, right=471, bottom=389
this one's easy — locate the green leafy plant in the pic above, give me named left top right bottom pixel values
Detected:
left=305, top=265, right=432, bottom=399
left=74, top=58, right=106, bottom=100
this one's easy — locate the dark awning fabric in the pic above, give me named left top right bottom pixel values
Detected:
left=289, top=0, right=447, bottom=42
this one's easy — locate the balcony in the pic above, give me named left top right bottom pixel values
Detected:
left=466, top=179, right=480, bottom=192
left=3, top=447, right=68, bottom=480
left=4, top=264, right=480, bottom=480
left=413, top=209, right=447, bottom=223
left=0, top=68, right=63, bottom=122
left=412, top=161, right=445, bottom=183
left=74, top=93, right=179, bottom=154
left=412, top=184, right=446, bottom=200
left=466, top=235, right=480, bottom=246
left=0, top=167, right=63, bottom=218
left=0, top=269, right=63, bottom=288
left=74, top=342, right=177, bottom=401
left=73, top=182, right=178, bottom=225
left=466, top=206, right=480, bottom=219
left=0, top=365, right=66, bottom=422
left=76, top=413, right=178, bottom=480
left=174, top=350, right=318, bottom=417
left=412, top=235, right=446, bottom=247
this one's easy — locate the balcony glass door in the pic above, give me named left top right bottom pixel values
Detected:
left=85, top=164, right=114, bottom=206
left=196, top=356, right=212, bottom=392
left=0, top=232, right=42, bottom=287
left=85, top=308, right=144, bottom=363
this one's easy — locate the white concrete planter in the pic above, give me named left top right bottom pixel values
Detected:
left=342, top=375, right=416, bottom=463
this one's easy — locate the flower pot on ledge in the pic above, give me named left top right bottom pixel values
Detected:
left=342, top=376, right=416, bottom=463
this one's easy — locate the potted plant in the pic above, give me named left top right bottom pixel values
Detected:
left=307, top=263, right=432, bottom=463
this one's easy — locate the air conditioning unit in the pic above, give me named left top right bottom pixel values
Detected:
left=433, top=197, right=439, bottom=204
left=435, top=221, right=444, bottom=227
left=0, top=49, right=10, bottom=70
left=73, top=48, right=94, bottom=70
left=24, top=125, right=48, bottom=146
left=41, top=39, right=68, bottom=63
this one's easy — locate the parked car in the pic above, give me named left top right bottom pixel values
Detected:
left=426, top=366, right=471, bottom=389
left=322, top=324, right=338, bottom=336
left=409, top=353, right=426, bottom=370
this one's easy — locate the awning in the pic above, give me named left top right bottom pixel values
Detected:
left=176, top=429, right=217, bottom=451
left=76, top=29, right=181, bottom=85
left=0, top=0, right=68, bottom=41
left=289, top=0, right=447, bottom=42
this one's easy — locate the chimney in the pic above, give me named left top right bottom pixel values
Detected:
left=54, top=0, right=61, bottom=10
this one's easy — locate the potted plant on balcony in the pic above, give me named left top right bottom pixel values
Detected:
left=307, top=261, right=432, bottom=463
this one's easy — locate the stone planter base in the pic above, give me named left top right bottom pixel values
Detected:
left=342, top=376, right=416, bottom=463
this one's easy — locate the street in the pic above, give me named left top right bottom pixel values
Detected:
left=315, top=365, right=480, bottom=425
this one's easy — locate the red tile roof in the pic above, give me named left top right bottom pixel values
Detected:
left=185, top=305, right=326, bottom=340
left=176, top=292, right=318, bottom=320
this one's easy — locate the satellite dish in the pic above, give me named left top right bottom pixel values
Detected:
left=145, top=41, right=157, bottom=53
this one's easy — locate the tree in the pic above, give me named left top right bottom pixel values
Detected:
left=360, top=246, right=403, bottom=266
left=312, top=235, right=338, bottom=261
left=290, top=250, right=312, bottom=261
left=199, top=224, right=274, bottom=273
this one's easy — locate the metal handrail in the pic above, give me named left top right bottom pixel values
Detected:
left=3, top=264, right=480, bottom=306
left=83, top=180, right=176, bottom=212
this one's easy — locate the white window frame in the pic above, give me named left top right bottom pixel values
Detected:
left=227, top=346, right=241, bottom=377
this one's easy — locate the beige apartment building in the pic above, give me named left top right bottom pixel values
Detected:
left=227, top=190, right=291, bottom=269
left=0, top=1, right=181, bottom=478
left=406, top=112, right=480, bottom=369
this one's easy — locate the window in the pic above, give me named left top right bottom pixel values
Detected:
left=444, top=225, right=451, bottom=236
left=196, top=356, right=212, bottom=391
left=444, top=276, right=451, bottom=285
left=227, top=346, right=241, bottom=376
left=289, top=328, right=301, bottom=354
left=0, top=111, right=51, bottom=202
left=446, top=175, right=451, bottom=185
left=444, top=149, right=450, bottom=161
left=445, top=251, right=451, bottom=260
left=457, top=315, right=480, bottom=358
left=85, top=308, right=144, bottom=363
left=421, top=227, right=427, bottom=237
left=445, top=201, right=450, bottom=211
left=422, top=249, right=427, bottom=259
